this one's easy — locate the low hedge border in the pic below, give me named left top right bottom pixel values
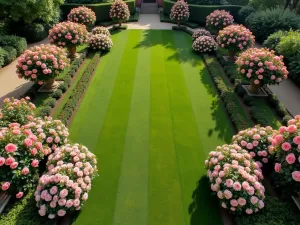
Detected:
left=160, top=12, right=199, bottom=29
left=202, top=54, right=252, bottom=131
left=215, top=49, right=292, bottom=126
left=57, top=52, right=101, bottom=125
left=21, top=50, right=87, bottom=117
left=163, top=0, right=242, bottom=25
left=60, top=0, right=136, bottom=23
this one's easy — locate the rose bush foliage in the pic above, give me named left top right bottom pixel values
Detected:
left=192, top=36, right=217, bottom=53
left=170, top=0, right=190, bottom=23
left=67, top=6, right=96, bottom=26
left=236, top=48, right=288, bottom=86
left=0, top=97, right=35, bottom=127
left=205, top=144, right=265, bottom=214
left=192, top=29, right=211, bottom=41
left=92, top=26, right=110, bottom=37
left=232, top=125, right=274, bottom=167
left=16, top=44, right=69, bottom=85
left=88, top=34, right=113, bottom=52
left=109, top=0, right=130, bottom=23
left=206, top=10, right=234, bottom=32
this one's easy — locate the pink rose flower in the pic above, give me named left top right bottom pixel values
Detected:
left=286, top=153, right=296, bottom=164
left=57, top=209, right=66, bottom=217
left=1, top=182, right=10, bottom=191
left=31, top=159, right=39, bottom=167
left=281, top=142, right=291, bottom=151
left=22, top=167, right=29, bottom=175
left=292, top=171, right=300, bottom=182
left=5, top=143, right=17, bottom=152
left=16, top=192, right=24, bottom=198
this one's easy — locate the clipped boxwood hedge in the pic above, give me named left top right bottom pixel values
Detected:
left=60, top=0, right=136, bottom=23
left=163, top=0, right=242, bottom=25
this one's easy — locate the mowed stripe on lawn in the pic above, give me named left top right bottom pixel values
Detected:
left=112, top=31, right=150, bottom=225
left=149, top=30, right=185, bottom=225
left=71, top=30, right=141, bottom=225
left=172, top=32, right=233, bottom=225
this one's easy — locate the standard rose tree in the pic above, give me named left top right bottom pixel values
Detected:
left=48, top=21, right=88, bottom=58
left=205, top=144, right=265, bottom=214
left=109, top=0, right=130, bottom=27
left=88, top=34, right=113, bottom=52
left=170, top=0, right=190, bottom=27
left=236, top=48, right=288, bottom=94
left=269, top=115, right=300, bottom=193
left=232, top=125, right=274, bottom=167
left=16, top=44, right=69, bottom=87
left=35, top=144, right=97, bottom=219
left=192, top=36, right=217, bottom=53
left=0, top=124, right=51, bottom=198
left=0, top=97, right=35, bottom=127
left=67, top=6, right=96, bottom=27
left=217, top=25, right=255, bottom=60
left=206, top=10, right=234, bottom=34
left=92, top=26, right=111, bottom=37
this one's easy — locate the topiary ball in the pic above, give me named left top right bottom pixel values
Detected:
left=88, top=34, right=113, bottom=52
left=92, top=26, right=110, bottom=37
left=192, top=29, right=212, bottom=41
left=192, top=36, right=217, bottom=53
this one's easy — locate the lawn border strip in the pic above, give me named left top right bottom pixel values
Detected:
left=57, top=52, right=101, bottom=126
left=202, top=54, right=253, bottom=131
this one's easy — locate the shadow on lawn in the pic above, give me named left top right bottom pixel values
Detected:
left=199, top=67, right=233, bottom=143
left=189, top=176, right=222, bottom=225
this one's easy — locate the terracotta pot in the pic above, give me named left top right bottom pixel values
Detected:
left=44, top=78, right=55, bottom=89
left=228, top=50, right=236, bottom=61
left=67, top=45, right=77, bottom=59
left=248, top=79, right=261, bottom=94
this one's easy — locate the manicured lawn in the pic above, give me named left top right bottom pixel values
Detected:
left=69, top=30, right=234, bottom=225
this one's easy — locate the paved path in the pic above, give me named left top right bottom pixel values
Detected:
left=0, top=13, right=299, bottom=117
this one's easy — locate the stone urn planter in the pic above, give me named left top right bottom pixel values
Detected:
left=67, top=45, right=77, bottom=59
left=248, top=79, right=261, bottom=94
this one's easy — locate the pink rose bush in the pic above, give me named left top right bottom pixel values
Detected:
left=217, top=25, right=255, bottom=54
left=49, top=21, right=88, bottom=48
left=269, top=115, right=300, bottom=191
left=67, top=6, right=96, bottom=27
left=0, top=97, right=35, bottom=127
left=16, top=44, right=69, bottom=85
left=92, top=26, right=111, bottom=37
left=192, top=36, right=217, bottom=53
left=192, top=29, right=212, bottom=41
left=88, top=34, right=113, bottom=52
left=170, top=0, right=190, bottom=26
left=232, top=125, right=274, bottom=167
left=26, top=117, right=69, bottom=151
left=236, top=48, right=288, bottom=91
left=205, top=144, right=265, bottom=214
left=206, top=10, right=234, bottom=32
left=109, top=0, right=130, bottom=26
left=35, top=144, right=97, bottom=218
left=0, top=123, right=51, bottom=197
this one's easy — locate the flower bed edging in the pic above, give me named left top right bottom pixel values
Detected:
left=57, top=53, right=101, bottom=125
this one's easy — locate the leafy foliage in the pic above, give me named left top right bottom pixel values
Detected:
left=238, top=5, right=256, bottom=23
left=262, top=30, right=288, bottom=51
left=0, top=35, right=27, bottom=55
left=246, top=7, right=300, bottom=43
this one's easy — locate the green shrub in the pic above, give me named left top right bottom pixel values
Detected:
left=288, top=54, right=300, bottom=77
left=249, top=0, right=285, bottom=10
left=38, top=106, right=52, bottom=117
left=282, top=115, right=293, bottom=126
left=235, top=195, right=300, bottom=225
left=277, top=30, right=300, bottom=59
left=63, top=75, right=72, bottom=87
left=43, top=97, right=56, bottom=108
left=246, top=7, right=300, bottom=43
left=250, top=105, right=268, bottom=126
left=58, top=83, right=68, bottom=93
left=0, top=190, right=55, bottom=225
left=0, top=20, right=9, bottom=36
left=20, top=23, right=48, bottom=43
left=227, top=0, right=249, bottom=6
left=0, top=47, right=5, bottom=68
left=262, top=30, right=288, bottom=51
left=243, top=95, right=254, bottom=106
left=0, top=35, right=27, bottom=55
left=50, top=89, right=63, bottom=99
left=2, top=46, right=17, bottom=65
left=276, top=103, right=289, bottom=117
left=237, top=5, right=256, bottom=24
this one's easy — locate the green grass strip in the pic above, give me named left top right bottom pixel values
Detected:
left=164, top=31, right=223, bottom=225
left=53, top=57, right=92, bottom=118
left=112, top=30, right=150, bottom=225
left=148, top=30, right=185, bottom=225
left=72, top=30, right=141, bottom=225
left=69, top=31, right=129, bottom=143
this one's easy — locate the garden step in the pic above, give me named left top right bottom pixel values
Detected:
left=0, top=192, right=11, bottom=214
